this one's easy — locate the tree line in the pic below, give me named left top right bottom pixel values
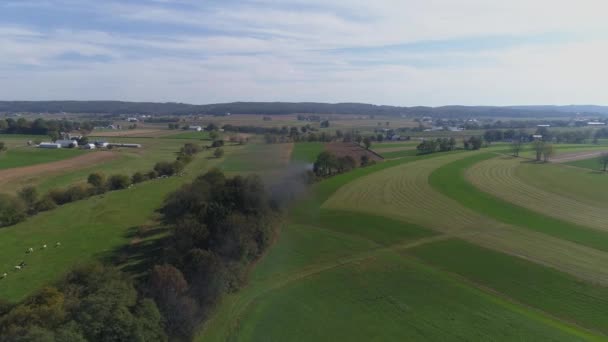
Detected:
left=0, top=143, right=202, bottom=228
left=0, top=118, right=110, bottom=136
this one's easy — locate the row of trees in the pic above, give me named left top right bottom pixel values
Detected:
left=0, top=143, right=202, bottom=228
left=0, top=118, right=109, bottom=136
left=416, top=136, right=482, bottom=155
left=147, top=169, right=281, bottom=339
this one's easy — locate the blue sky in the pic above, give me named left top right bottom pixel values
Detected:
left=2, top=0, right=608, bottom=105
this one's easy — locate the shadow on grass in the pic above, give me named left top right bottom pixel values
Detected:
left=102, top=224, right=170, bottom=280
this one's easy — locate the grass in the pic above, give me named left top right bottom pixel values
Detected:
left=516, top=160, right=608, bottom=205
left=566, top=156, right=605, bottom=170
left=290, top=142, right=325, bottom=163
left=1, top=137, right=191, bottom=194
left=465, top=156, right=608, bottom=231
left=409, top=238, right=608, bottom=336
left=0, top=150, right=222, bottom=302
left=160, top=131, right=211, bottom=140
left=378, top=149, right=418, bottom=158
left=0, top=147, right=85, bottom=169
left=220, top=143, right=292, bottom=174
left=317, top=210, right=436, bottom=246
left=230, top=251, right=589, bottom=342
left=323, top=151, right=608, bottom=285
left=199, top=149, right=601, bottom=341
left=429, top=153, right=608, bottom=253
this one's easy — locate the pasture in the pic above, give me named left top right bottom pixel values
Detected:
left=198, top=144, right=607, bottom=341
left=0, top=147, right=85, bottom=170
left=3, top=125, right=608, bottom=341
left=0, top=147, right=224, bottom=302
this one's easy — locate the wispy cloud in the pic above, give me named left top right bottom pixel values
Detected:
left=1, top=0, right=608, bottom=105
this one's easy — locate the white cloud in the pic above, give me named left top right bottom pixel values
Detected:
left=2, top=0, right=608, bottom=105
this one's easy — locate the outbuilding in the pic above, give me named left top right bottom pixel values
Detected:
left=55, top=140, right=77, bottom=148
left=38, top=142, right=62, bottom=149
left=188, top=126, right=203, bottom=131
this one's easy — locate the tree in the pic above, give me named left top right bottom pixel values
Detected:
left=532, top=140, right=544, bottom=161
left=363, top=137, right=372, bottom=150
left=510, top=139, right=523, bottom=157
left=542, top=143, right=554, bottom=162
left=360, top=155, right=370, bottom=167
left=313, top=151, right=338, bottom=176
left=0, top=194, right=27, bottom=227
left=320, top=120, right=330, bottom=128
left=0, top=142, right=5, bottom=152
left=209, top=131, right=219, bottom=141
left=214, top=148, right=224, bottom=158
left=599, top=152, right=608, bottom=171
left=87, top=172, right=106, bottom=190
left=466, top=136, right=483, bottom=150
left=18, top=186, right=38, bottom=213
left=131, top=172, right=146, bottom=184
left=107, top=174, right=131, bottom=190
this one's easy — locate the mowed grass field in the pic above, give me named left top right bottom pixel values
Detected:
left=0, top=147, right=228, bottom=302
left=198, top=144, right=607, bottom=341
left=0, top=136, right=198, bottom=194
left=0, top=147, right=85, bottom=169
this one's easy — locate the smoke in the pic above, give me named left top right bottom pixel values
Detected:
left=262, top=161, right=313, bottom=210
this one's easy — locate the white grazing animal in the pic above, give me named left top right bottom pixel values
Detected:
left=14, top=266, right=21, bottom=270
left=1, top=273, right=6, bottom=278
left=42, top=244, right=47, bottom=249
left=55, top=242, right=61, bottom=247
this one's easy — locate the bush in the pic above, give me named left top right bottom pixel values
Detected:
left=211, top=140, right=224, bottom=148
left=35, top=195, right=57, bottom=212
left=87, top=172, right=106, bottom=192
left=0, top=194, right=27, bottom=227
left=147, top=170, right=158, bottom=179
left=47, top=186, right=90, bottom=205
left=131, top=172, right=147, bottom=184
left=214, top=148, right=224, bottom=158
left=0, top=142, right=5, bottom=152
left=18, top=186, right=39, bottom=213
left=107, top=174, right=131, bottom=190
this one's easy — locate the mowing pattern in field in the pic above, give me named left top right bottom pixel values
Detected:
left=466, top=156, right=608, bottom=231
left=199, top=150, right=604, bottom=341
left=323, top=152, right=608, bottom=285
left=409, top=239, right=608, bottom=335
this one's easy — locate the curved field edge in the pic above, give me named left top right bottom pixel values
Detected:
left=197, top=150, right=599, bottom=341
left=428, top=152, right=608, bottom=253
left=408, top=238, right=608, bottom=337
left=466, top=157, right=608, bottom=231
left=228, top=251, right=592, bottom=342
left=198, top=152, right=457, bottom=340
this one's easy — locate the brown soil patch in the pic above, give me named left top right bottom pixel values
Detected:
left=0, top=151, right=118, bottom=187
left=551, top=150, right=607, bottom=163
left=325, top=142, right=384, bottom=165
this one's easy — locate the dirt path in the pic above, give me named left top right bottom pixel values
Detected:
left=551, top=150, right=607, bottom=163
left=0, top=151, right=118, bottom=187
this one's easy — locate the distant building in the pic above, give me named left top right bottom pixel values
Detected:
left=81, top=143, right=96, bottom=150
left=188, top=126, right=203, bottom=131
left=55, top=140, right=77, bottom=148
left=537, top=124, right=551, bottom=127
left=587, top=121, right=606, bottom=126
left=127, top=117, right=139, bottom=122
left=532, top=134, right=543, bottom=139
left=94, top=141, right=109, bottom=148
left=38, top=142, right=62, bottom=149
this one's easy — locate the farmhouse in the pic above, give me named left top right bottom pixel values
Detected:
left=188, top=126, right=203, bottom=131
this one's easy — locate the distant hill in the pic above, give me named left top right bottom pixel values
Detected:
left=1, top=101, right=606, bottom=118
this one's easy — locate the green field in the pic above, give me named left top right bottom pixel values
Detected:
left=410, top=239, right=608, bottom=335
left=0, top=147, right=85, bottom=169
left=198, top=145, right=606, bottom=341
left=566, top=156, right=606, bottom=170
left=290, top=142, right=325, bottom=163
left=4, top=131, right=608, bottom=341
left=161, top=131, right=211, bottom=140
left=0, top=148, right=222, bottom=302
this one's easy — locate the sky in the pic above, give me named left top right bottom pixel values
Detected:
left=2, top=0, right=608, bottom=106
